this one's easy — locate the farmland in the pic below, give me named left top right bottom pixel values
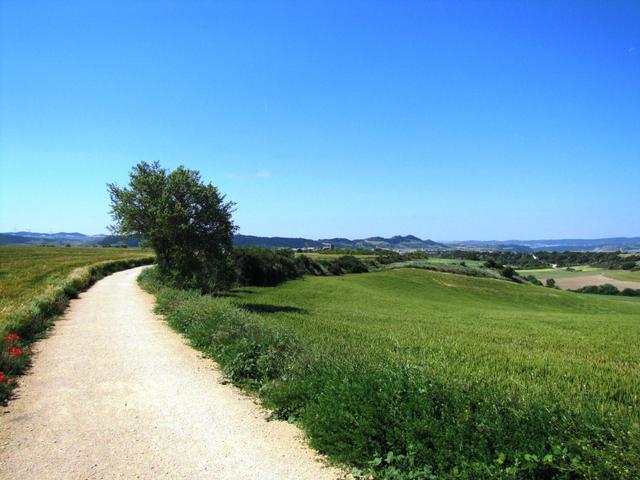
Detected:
left=518, top=266, right=640, bottom=290
left=142, top=267, right=640, bottom=478
left=0, top=246, right=154, bottom=331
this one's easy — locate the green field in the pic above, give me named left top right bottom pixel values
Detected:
left=0, top=246, right=154, bottom=329
left=143, top=267, right=640, bottom=478
left=518, top=265, right=640, bottom=282
left=422, top=257, right=484, bottom=267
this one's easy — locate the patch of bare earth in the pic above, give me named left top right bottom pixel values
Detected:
left=0, top=266, right=343, bottom=480
left=547, top=274, right=640, bottom=291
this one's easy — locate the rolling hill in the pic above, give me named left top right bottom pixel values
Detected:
left=1, top=232, right=638, bottom=252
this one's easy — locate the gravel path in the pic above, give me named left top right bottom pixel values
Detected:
left=0, top=266, right=342, bottom=480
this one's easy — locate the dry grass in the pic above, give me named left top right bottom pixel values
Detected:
left=0, top=246, right=154, bottom=331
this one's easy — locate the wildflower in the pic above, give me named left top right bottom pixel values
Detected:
left=4, top=333, right=19, bottom=342
left=0, top=371, right=4, bottom=383
left=7, top=378, right=14, bottom=385
left=8, top=347, right=23, bottom=357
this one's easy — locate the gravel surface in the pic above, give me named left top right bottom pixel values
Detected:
left=0, top=266, right=343, bottom=480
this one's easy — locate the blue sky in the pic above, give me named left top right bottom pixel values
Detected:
left=1, top=1, right=638, bottom=240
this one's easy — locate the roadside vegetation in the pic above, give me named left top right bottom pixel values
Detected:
left=107, top=162, right=640, bottom=477
left=0, top=246, right=154, bottom=400
left=140, top=266, right=640, bottom=479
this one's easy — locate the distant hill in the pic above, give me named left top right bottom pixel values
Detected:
left=0, top=232, right=107, bottom=246
left=234, top=234, right=446, bottom=251
left=233, top=235, right=323, bottom=249
left=1, top=232, right=638, bottom=252
left=447, top=237, right=640, bottom=252
left=0, top=232, right=446, bottom=251
left=318, top=235, right=446, bottom=251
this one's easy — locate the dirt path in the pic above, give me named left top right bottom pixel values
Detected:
left=0, top=266, right=342, bottom=480
left=547, top=274, right=640, bottom=291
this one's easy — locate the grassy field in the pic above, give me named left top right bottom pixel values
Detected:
left=0, top=246, right=154, bottom=330
left=142, top=267, right=640, bottom=478
left=422, top=257, right=484, bottom=267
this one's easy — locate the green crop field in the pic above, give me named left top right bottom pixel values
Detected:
left=0, top=246, right=154, bottom=329
left=142, top=267, right=640, bottom=478
left=422, top=257, right=484, bottom=267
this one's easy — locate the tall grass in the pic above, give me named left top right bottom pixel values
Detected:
left=0, top=246, right=155, bottom=329
left=140, top=267, right=640, bottom=479
left=2, top=257, right=154, bottom=340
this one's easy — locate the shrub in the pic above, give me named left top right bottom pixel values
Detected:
left=526, top=275, right=543, bottom=286
left=500, top=266, right=516, bottom=279
left=598, top=283, right=620, bottom=295
left=621, top=288, right=640, bottom=297
left=376, top=251, right=404, bottom=265
left=574, top=284, right=620, bottom=295
left=545, top=278, right=556, bottom=288
left=484, top=258, right=501, bottom=269
left=234, top=248, right=302, bottom=286
left=319, top=255, right=370, bottom=275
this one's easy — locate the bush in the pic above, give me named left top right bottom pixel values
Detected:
left=319, top=255, right=369, bottom=275
left=545, top=278, right=556, bottom=288
left=621, top=288, right=640, bottom=297
left=526, top=275, right=543, bottom=286
left=574, top=284, right=620, bottom=296
left=484, top=258, right=501, bottom=269
left=375, top=251, right=429, bottom=265
left=234, top=248, right=302, bottom=286
left=500, top=266, right=516, bottom=279
left=376, top=251, right=404, bottom=265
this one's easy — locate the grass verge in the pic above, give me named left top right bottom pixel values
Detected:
left=0, top=254, right=154, bottom=401
left=139, top=266, right=640, bottom=479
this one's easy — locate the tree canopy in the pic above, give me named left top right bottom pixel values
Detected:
left=108, top=161, right=236, bottom=291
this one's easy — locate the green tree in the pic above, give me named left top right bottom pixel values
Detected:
left=545, top=278, right=556, bottom=288
left=108, top=161, right=236, bottom=292
left=499, top=265, right=516, bottom=279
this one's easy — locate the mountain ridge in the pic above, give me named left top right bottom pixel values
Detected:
left=1, top=232, right=638, bottom=252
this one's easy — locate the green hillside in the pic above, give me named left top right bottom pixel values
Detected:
left=143, top=267, right=640, bottom=478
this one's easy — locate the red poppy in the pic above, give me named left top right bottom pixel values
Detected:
left=0, top=371, right=4, bottom=383
left=4, top=333, right=19, bottom=342
left=7, top=378, right=14, bottom=385
left=8, top=347, right=23, bottom=357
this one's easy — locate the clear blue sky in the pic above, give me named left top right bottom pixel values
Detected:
left=1, top=1, right=638, bottom=240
